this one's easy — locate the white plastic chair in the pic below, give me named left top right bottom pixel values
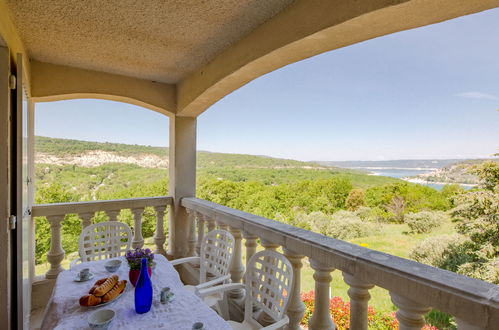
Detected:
left=171, top=229, right=235, bottom=318
left=71, top=221, right=133, bottom=267
left=198, top=250, right=294, bottom=330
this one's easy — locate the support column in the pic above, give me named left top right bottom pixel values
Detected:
left=390, top=293, right=431, bottom=330
left=343, top=273, right=374, bottom=330
left=283, top=249, right=306, bottom=330
left=309, top=259, right=335, bottom=330
left=46, top=215, right=66, bottom=279
left=153, top=206, right=167, bottom=256
left=169, top=116, right=196, bottom=258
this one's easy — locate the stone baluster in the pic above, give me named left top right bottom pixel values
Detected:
left=195, top=212, right=205, bottom=255
left=79, top=212, right=94, bottom=258
left=283, top=249, right=306, bottom=330
left=79, top=212, right=93, bottom=229
left=455, top=318, right=485, bottom=330
left=206, top=215, right=216, bottom=233
left=153, top=206, right=167, bottom=256
left=309, top=259, right=335, bottom=330
left=243, top=232, right=258, bottom=268
left=260, top=239, right=279, bottom=251
left=390, top=293, right=431, bottom=330
left=131, top=207, right=145, bottom=248
left=228, top=227, right=245, bottom=299
left=46, top=215, right=66, bottom=279
left=343, top=273, right=374, bottom=330
left=216, top=219, right=229, bottom=230
left=186, top=209, right=197, bottom=257
left=106, top=210, right=120, bottom=221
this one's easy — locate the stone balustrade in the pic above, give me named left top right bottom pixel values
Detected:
left=181, top=197, right=499, bottom=330
left=31, top=196, right=173, bottom=279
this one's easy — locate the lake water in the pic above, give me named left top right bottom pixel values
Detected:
left=353, top=167, right=450, bottom=190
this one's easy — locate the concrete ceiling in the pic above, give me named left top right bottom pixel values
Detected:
left=5, top=0, right=294, bottom=83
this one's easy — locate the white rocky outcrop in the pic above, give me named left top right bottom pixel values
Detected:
left=36, top=151, right=169, bottom=168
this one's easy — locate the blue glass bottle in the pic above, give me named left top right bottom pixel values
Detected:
left=134, top=257, right=153, bottom=314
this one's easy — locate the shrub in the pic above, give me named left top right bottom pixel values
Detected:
left=345, top=189, right=365, bottom=211
left=404, top=211, right=446, bottom=234
left=309, top=210, right=380, bottom=239
left=355, top=206, right=373, bottom=221
left=300, top=291, right=437, bottom=330
left=409, top=234, right=464, bottom=267
left=386, top=195, right=406, bottom=223
left=409, top=234, right=499, bottom=284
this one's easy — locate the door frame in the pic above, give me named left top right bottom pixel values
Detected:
left=0, top=45, right=13, bottom=330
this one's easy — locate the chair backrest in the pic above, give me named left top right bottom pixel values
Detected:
left=244, top=250, right=293, bottom=326
left=78, top=221, right=133, bottom=262
left=199, top=229, right=235, bottom=283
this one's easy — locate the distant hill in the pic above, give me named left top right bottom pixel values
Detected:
left=316, top=159, right=473, bottom=170
left=35, top=136, right=327, bottom=170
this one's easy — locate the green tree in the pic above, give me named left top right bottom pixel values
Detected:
left=345, top=189, right=365, bottom=211
left=34, top=183, right=80, bottom=264
left=412, top=161, right=499, bottom=284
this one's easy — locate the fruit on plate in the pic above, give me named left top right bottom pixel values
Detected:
left=79, top=275, right=127, bottom=307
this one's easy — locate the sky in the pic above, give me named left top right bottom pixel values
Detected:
left=35, top=8, right=499, bottom=161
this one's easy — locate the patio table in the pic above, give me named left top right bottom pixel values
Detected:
left=41, top=254, right=231, bottom=330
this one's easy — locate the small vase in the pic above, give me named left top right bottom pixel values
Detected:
left=135, top=258, right=153, bottom=314
left=129, top=267, right=152, bottom=287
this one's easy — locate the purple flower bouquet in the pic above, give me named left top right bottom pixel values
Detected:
left=125, top=248, right=155, bottom=271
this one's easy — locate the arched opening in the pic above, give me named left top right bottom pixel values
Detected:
left=32, top=98, right=169, bottom=277
left=195, top=8, right=499, bottom=327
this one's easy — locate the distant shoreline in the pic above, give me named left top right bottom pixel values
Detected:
left=402, top=177, right=477, bottom=187
left=350, top=166, right=439, bottom=171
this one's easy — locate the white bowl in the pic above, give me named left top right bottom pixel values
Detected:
left=88, top=309, right=115, bottom=329
left=104, top=259, right=122, bottom=273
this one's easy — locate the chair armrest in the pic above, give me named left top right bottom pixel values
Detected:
left=195, top=274, right=231, bottom=290
left=197, top=283, right=244, bottom=298
left=170, top=256, right=200, bottom=266
left=260, top=315, right=289, bottom=330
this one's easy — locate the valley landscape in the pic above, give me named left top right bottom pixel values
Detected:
left=34, top=136, right=498, bottom=328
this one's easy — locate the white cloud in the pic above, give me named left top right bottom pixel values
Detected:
left=457, top=91, right=498, bottom=100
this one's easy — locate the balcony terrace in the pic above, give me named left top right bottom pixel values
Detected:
left=1, top=0, right=498, bottom=329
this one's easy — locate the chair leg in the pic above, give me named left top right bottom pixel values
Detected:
left=217, top=293, right=230, bottom=320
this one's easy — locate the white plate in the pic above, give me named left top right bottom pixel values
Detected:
left=82, top=282, right=128, bottom=309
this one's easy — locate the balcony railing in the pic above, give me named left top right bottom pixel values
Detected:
left=31, top=196, right=173, bottom=280
left=29, top=196, right=498, bottom=329
left=182, top=197, right=499, bottom=330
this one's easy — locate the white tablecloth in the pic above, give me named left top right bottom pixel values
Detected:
left=41, top=254, right=231, bottom=330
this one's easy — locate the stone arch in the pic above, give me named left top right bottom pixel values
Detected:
left=31, top=61, right=176, bottom=117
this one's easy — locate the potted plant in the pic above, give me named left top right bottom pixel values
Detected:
left=125, top=248, right=154, bottom=286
